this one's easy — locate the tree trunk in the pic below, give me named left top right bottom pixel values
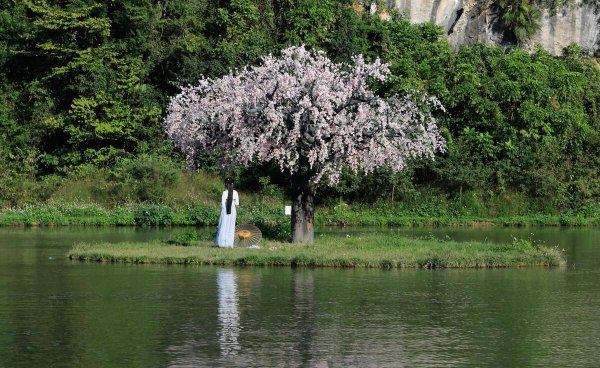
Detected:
left=291, top=188, right=315, bottom=244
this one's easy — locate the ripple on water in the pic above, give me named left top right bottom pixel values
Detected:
left=0, top=227, right=599, bottom=367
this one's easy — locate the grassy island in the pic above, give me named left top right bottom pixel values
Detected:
left=68, top=234, right=565, bottom=269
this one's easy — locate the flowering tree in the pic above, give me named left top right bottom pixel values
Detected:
left=165, top=46, right=445, bottom=243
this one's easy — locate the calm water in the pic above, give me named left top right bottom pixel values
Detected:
left=0, top=226, right=599, bottom=367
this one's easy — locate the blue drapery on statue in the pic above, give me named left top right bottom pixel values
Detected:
left=215, top=190, right=239, bottom=247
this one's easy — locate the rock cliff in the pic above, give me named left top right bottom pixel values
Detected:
left=389, top=0, right=600, bottom=54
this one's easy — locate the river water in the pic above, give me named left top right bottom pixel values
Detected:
left=0, top=227, right=599, bottom=367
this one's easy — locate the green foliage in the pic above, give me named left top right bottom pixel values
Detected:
left=109, top=155, right=181, bottom=203
left=248, top=215, right=291, bottom=242
left=44, top=155, right=182, bottom=206
left=11, top=174, right=62, bottom=206
left=165, top=229, right=214, bottom=246
left=278, top=0, right=337, bottom=47
left=509, top=237, right=540, bottom=250
left=184, top=204, right=220, bottom=226
left=213, top=0, right=276, bottom=72
left=1, top=0, right=599, bottom=217
left=133, top=205, right=174, bottom=226
left=497, top=0, right=542, bottom=42
left=258, top=176, right=283, bottom=200
left=0, top=202, right=136, bottom=225
left=1, top=198, right=599, bottom=226
left=434, top=45, right=600, bottom=208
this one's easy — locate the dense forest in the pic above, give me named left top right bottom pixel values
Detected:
left=1, top=0, right=599, bottom=217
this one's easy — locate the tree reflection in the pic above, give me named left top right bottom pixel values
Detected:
left=292, top=269, right=316, bottom=365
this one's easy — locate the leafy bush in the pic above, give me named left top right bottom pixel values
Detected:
left=185, top=205, right=220, bottom=226
left=133, top=205, right=174, bottom=226
left=101, top=155, right=181, bottom=204
left=252, top=217, right=291, bottom=242
left=241, top=206, right=292, bottom=242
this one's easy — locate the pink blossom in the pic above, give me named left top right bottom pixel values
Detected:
left=165, top=46, right=446, bottom=186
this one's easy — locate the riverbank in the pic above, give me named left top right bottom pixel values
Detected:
left=2, top=203, right=600, bottom=229
left=68, top=234, right=565, bottom=269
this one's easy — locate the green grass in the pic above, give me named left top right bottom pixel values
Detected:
left=2, top=168, right=599, bottom=228
left=2, top=157, right=600, bottom=228
left=315, top=203, right=600, bottom=227
left=1, top=201, right=599, bottom=228
left=68, top=234, right=565, bottom=269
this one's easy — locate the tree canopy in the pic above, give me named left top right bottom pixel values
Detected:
left=165, top=46, right=445, bottom=186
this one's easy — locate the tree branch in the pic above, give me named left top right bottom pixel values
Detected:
left=266, top=81, right=279, bottom=100
left=334, top=95, right=375, bottom=114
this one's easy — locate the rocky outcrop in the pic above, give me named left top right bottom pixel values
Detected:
left=388, top=0, right=600, bottom=55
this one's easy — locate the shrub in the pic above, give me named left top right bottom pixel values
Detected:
left=185, top=205, right=220, bottom=226
left=133, top=205, right=174, bottom=226
left=243, top=207, right=292, bottom=242
left=113, top=155, right=181, bottom=204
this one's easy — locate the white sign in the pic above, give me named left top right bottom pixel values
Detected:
left=284, top=205, right=292, bottom=215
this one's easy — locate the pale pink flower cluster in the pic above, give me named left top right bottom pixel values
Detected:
left=165, top=46, right=445, bottom=185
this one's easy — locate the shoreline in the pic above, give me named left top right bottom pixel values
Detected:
left=3, top=217, right=599, bottom=228
left=1, top=205, right=599, bottom=228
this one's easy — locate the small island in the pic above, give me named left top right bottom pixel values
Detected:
left=68, top=234, right=565, bottom=269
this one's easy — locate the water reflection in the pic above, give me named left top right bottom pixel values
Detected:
left=292, top=270, right=316, bottom=365
left=216, top=269, right=241, bottom=358
left=166, top=268, right=243, bottom=366
left=1, top=228, right=600, bottom=367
